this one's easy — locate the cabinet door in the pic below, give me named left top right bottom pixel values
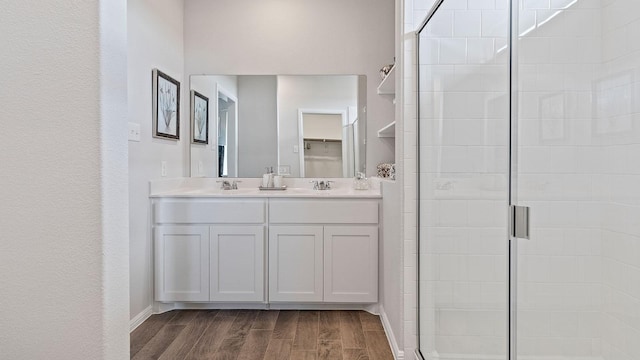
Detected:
left=210, top=225, right=265, bottom=302
left=155, top=225, right=209, bottom=302
left=269, top=226, right=323, bottom=302
left=324, top=225, right=378, bottom=303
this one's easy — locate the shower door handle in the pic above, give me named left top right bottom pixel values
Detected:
left=510, top=205, right=530, bottom=240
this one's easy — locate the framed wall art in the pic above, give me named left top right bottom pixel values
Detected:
left=152, top=69, right=180, bottom=140
left=539, top=92, right=566, bottom=142
left=191, top=90, right=209, bottom=144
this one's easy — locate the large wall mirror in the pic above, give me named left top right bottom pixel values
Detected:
left=190, top=75, right=367, bottom=178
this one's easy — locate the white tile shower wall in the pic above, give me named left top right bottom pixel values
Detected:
left=414, top=0, right=511, bottom=358
left=599, top=1, right=640, bottom=359
left=409, top=1, right=640, bottom=359
left=402, top=0, right=432, bottom=355
left=516, top=1, right=605, bottom=358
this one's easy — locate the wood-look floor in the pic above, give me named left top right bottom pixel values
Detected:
left=131, top=310, right=394, bottom=360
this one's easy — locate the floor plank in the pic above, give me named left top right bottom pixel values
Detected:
left=272, top=310, right=300, bottom=339
left=130, top=311, right=178, bottom=357
left=167, top=310, right=201, bottom=325
left=292, top=311, right=319, bottom=351
left=317, top=339, right=342, bottom=360
left=212, top=337, right=246, bottom=360
left=339, top=311, right=366, bottom=349
left=252, top=310, right=280, bottom=330
left=358, top=312, right=384, bottom=331
left=363, top=331, right=394, bottom=360
left=184, top=310, right=239, bottom=360
left=318, top=311, right=340, bottom=340
left=289, top=350, right=316, bottom=360
left=159, top=311, right=218, bottom=360
left=237, top=329, right=272, bottom=360
left=226, top=310, right=259, bottom=339
left=343, top=349, right=370, bottom=360
left=263, top=339, right=293, bottom=360
left=131, top=324, right=185, bottom=360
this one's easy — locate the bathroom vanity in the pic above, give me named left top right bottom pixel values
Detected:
left=150, top=178, right=381, bottom=307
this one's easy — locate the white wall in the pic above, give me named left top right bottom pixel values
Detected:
left=237, top=75, right=278, bottom=177
left=128, top=0, right=186, bottom=321
left=0, top=0, right=129, bottom=358
left=183, top=0, right=395, bottom=176
left=380, top=180, right=404, bottom=356
left=278, top=75, right=358, bottom=177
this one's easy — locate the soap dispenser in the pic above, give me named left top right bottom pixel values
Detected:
left=263, top=167, right=274, bottom=188
left=353, top=172, right=370, bottom=190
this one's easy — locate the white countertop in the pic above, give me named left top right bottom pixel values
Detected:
left=149, top=177, right=383, bottom=199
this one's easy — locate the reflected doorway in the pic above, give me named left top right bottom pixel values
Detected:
left=298, top=110, right=349, bottom=178
left=217, top=87, right=237, bottom=177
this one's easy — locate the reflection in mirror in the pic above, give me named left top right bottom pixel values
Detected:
left=300, top=112, right=349, bottom=178
left=190, top=75, right=366, bottom=178
left=216, top=87, right=237, bottom=177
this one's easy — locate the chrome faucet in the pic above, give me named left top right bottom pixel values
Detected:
left=310, top=180, right=333, bottom=190
left=217, top=180, right=241, bottom=190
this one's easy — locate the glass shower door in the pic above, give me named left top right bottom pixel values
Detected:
left=514, top=1, right=640, bottom=359
left=417, top=1, right=511, bottom=358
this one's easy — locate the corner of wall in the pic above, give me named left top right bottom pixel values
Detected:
left=101, top=0, right=130, bottom=357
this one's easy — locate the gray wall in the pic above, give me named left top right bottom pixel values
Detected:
left=129, top=0, right=186, bottom=323
left=238, top=75, right=278, bottom=177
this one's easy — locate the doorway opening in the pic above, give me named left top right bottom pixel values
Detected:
left=298, top=109, right=349, bottom=178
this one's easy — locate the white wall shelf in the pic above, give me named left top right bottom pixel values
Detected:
left=377, top=121, right=396, bottom=138
left=376, top=65, right=396, bottom=96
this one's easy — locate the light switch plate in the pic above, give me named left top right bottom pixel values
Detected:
left=128, top=122, right=141, bottom=142
left=293, top=145, right=299, bottom=153
left=161, top=161, right=167, bottom=177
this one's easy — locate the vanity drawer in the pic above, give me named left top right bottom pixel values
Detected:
left=154, top=200, right=265, bottom=224
left=269, top=200, right=378, bottom=224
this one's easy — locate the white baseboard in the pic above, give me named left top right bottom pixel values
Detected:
left=129, top=305, right=153, bottom=333
left=379, top=305, right=405, bottom=360
left=152, top=302, right=373, bottom=311
left=270, top=303, right=371, bottom=311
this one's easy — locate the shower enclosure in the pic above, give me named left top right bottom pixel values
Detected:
left=417, top=1, right=640, bottom=359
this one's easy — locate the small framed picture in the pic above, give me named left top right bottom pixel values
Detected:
left=152, top=69, right=180, bottom=140
left=592, top=71, right=634, bottom=135
left=191, top=90, right=209, bottom=144
left=539, top=92, right=565, bottom=142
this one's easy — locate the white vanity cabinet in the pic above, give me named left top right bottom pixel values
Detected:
left=210, top=225, right=264, bottom=302
left=269, top=226, right=324, bottom=302
left=268, top=199, right=379, bottom=303
left=153, top=200, right=266, bottom=303
left=155, top=225, right=210, bottom=302
left=324, top=225, right=378, bottom=303
left=152, top=195, right=380, bottom=305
